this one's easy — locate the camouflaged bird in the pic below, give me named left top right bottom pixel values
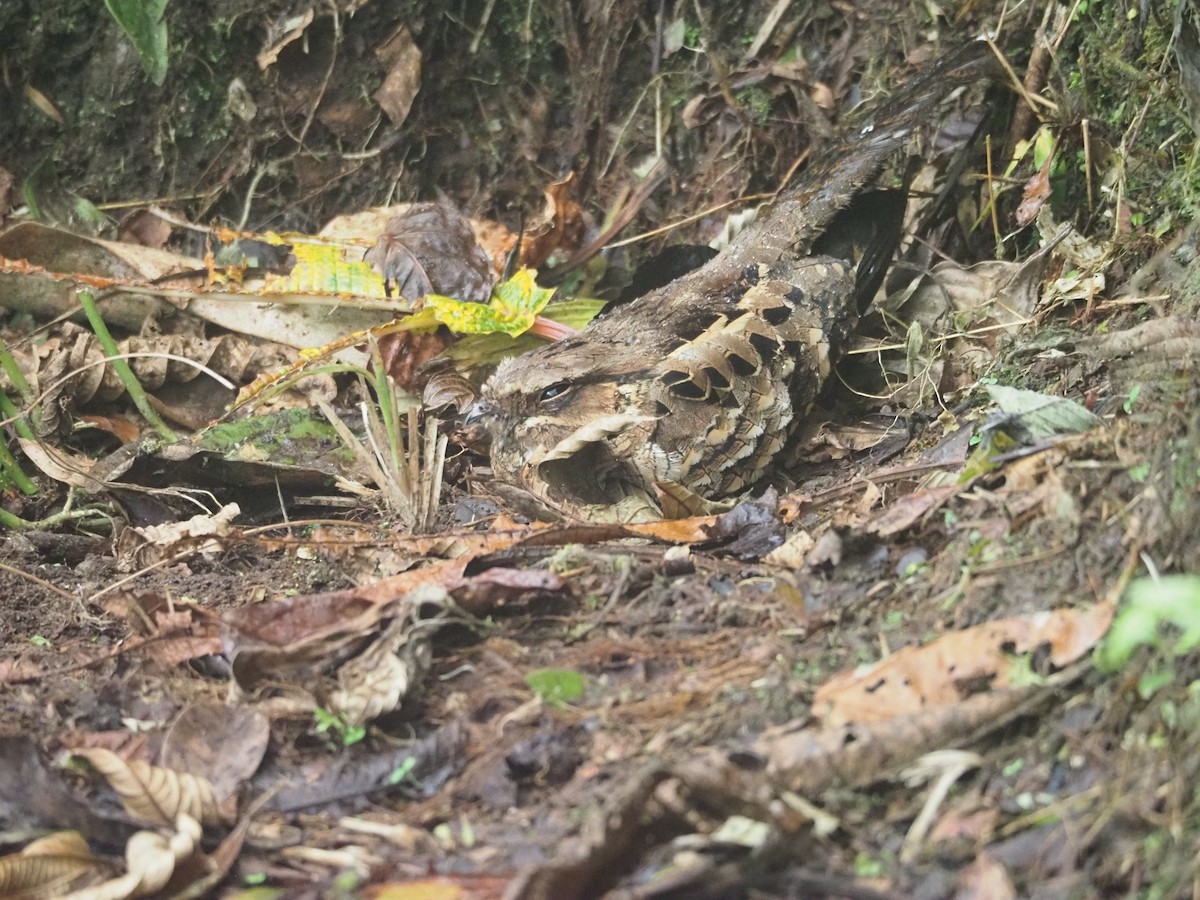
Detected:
left=473, top=41, right=1001, bottom=522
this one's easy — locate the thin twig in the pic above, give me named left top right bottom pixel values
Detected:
left=0, top=561, right=77, bottom=601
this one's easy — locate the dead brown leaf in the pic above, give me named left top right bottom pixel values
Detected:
left=162, top=704, right=269, bottom=802
left=1016, top=158, right=1052, bottom=228
left=519, top=174, right=588, bottom=270
left=364, top=202, right=493, bottom=303
left=812, top=602, right=1114, bottom=728
left=373, top=26, right=422, bottom=127
left=864, top=484, right=961, bottom=537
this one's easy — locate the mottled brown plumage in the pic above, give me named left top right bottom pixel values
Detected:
left=474, top=41, right=1000, bottom=522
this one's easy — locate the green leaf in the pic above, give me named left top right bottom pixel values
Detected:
left=524, top=668, right=586, bottom=707
left=104, top=0, right=170, bottom=86
left=1095, top=575, right=1200, bottom=672
left=984, top=384, right=1101, bottom=441
left=427, top=268, right=555, bottom=336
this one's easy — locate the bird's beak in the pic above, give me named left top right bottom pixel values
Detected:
left=463, top=399, right=491, bottom=427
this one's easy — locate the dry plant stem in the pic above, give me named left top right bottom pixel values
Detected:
left=900, top=750, right=983, bottom=863
left=469, top=0, right=497, bottom=54
left=416, top=417, right=447, bottom=530
left=295, top=2, right=339, bottom=151
left=539, top=159, right=669, bottom=284
left=77, top=291, right=178, bottom=442
left=691, top=0, right=746, bottom=121
left=606, top=191, right=775, bottom=250
left=317, top=398, right=383, bottom=489
left=744, top=0, right=795, bottom=61
left=1081, top=117, right=1096, bottom=211
left=1007, top=32, right=1054, bottom=148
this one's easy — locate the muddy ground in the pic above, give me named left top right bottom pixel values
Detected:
left=3, top=1, right=1200, bottom=898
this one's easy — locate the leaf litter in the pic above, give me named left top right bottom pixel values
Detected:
left=2, top=2, right=1200, bottom=898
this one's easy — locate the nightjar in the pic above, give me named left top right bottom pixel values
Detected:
left=472, top=40, right=1001, bottom=522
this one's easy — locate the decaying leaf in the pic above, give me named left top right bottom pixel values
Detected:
left=222, top=582, right=454, bottom=706
left=1015, top=158, right=1052, bottom=228
left=811, top=601, right=1114, bottom=728
left=329, top=613, right=433, bottom=726
left=114, top=503, right=240, bottom=572
left=364, top=202, right=493, bottom=304
left=257, top=7, right=315, bottom=70
left=0, top=831, right=106, bottom=897
left=422, top=367, right=477, bottom=412
left=69, top=747, right=227, bottom=828
left=373, top=26, right=422, bottom=127
left=518, top=174, right=588, bottom=270
left=162, top=704, right=270, bottom=802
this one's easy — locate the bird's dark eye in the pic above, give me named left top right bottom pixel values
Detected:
left=538, top=382, right=572, bottom=403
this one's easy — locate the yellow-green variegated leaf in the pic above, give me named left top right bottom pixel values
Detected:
left=426, top=268, right=555, bottom=335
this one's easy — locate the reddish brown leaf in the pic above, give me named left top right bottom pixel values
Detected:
left=378, top=329, right=452, bottom=394
left=519, top=174, right=587, bottom=270
left=1015, top=161, right=1051, bottom=228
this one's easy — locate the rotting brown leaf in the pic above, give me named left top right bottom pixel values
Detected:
left=329, top=610, right=433, bottom=727
left=100, top=591, right=222, bottom=668
left=372, top=26, right=422, bottom=127
left=69, top=748, right=227, bottom=829
left=0, top=831, right=106, bottom=897
left=504, top=766, right=670, bottom=900
left=863, top=484, right=962, bottom=537
left=221, top=581, right=456, bottom=705
left=161, top=704, right=270, bottom=803
left=262, top=719, right=469, bottom=814
left=114, top=503, right=240, bottom=573
left=675, top=676, right=1072, bottom=827
left=516, top=173, right=588, bottom=271
left=1016, top=157, right=1053, bottom=227
left=363, top=202, right=493, bottom=303
left=811, top=602, right=1114, bottom=729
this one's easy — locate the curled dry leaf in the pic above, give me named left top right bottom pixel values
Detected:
left=70, top=747, right=227, bottom=829
left=519, top=174, right=588, bottom=270
left=115, top=503, right=240, bottom=573
left=330, top=615, right=433, bottom=726
left=23, top=325, right=266, bottom=437
left=134, top=814, right=202, bottom=883
left=422, top=367, right=477, bottom=413
left=364, top=202, right=493, bottom=304
left=93, top=814, right=203, bottom=898
left=0, top=831, right=102, bottom=897
left=1015, top=162, right=1052, bottom=228
left=376, top=328, right=453, bottom=395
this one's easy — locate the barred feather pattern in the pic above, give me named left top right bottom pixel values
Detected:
left=474, top=40, right=1000, bottom=522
